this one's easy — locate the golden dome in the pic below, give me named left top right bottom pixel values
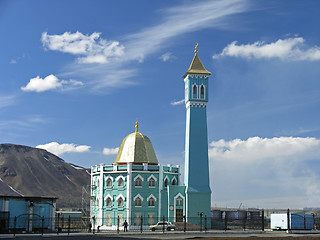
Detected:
left=114, top=123, right=158, bottom=164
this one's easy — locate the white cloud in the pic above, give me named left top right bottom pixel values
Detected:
left=0, top=95, right=15, bottom=109
left=21, top=74, right=83, bottom=92
left=41, top=31, right=124, bottom=64
left=213, top=37, right=320, bottom=61
left=36, top=142, right=91, bottom=156
left=125, top=0, right=249, bottom=61
left=40, top=1, right=251, bottom=92
left=160, top=52, right=174, bottom=62
left=170, top=99, right=185, bottom=106
left=209, top=136, right=320, bottom=162
left=102, top=147, right=119, bottom=155
left=209, top=137, right=320, bottom=208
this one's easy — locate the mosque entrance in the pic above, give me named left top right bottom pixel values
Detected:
left=176, top=209, right=183, bottom=222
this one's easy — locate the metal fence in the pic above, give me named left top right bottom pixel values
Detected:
left=3, top=208, right=320, bottom=235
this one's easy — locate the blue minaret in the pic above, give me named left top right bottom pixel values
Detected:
left=183, top=43, right=211, bottom=220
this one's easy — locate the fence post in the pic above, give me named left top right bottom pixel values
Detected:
left=183, top=215, right=186, bottom=232
left=13, top=216, right=16, bottom=237
left=62, top=216, right=64, bottom=231
left=42, top=216, right=44, bottom=236
left=205, top=215, right=207, bottom=232
left=57, top=214, right=59, bottom=235
left=117, top=216, right=120, bottom=234
left=200, top=213, right=203, bottom=232
left=261, top=209, right=264, bottom=231
left=224, top=212, right=227, bottom=232
left=140, top=216, right=143, bottom=233
left=67, top=216, right=70, bottom=235
left=92, top=216, right=95, bottom=234
left=162, top=216, right=165, bottom=233
left=243, top=213, right=246, bottom=231
left=304, top=215, right=306, bottom=230
left=287, top=208, right=290, bottom=232
left=312, top=213, right=315, bottom=230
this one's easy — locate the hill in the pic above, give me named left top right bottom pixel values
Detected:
left=0, top=144, right=90, bottom=209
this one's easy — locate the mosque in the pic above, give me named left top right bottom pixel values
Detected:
left=90, top=44, right=212, bottom=229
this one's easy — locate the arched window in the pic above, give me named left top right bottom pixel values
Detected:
left=148, top=197, right=155, bottom=207
left=118, top=197, right=124, bottom=207
left=149, top=178, right=155, bottom=187
left=106, top=178, right=112, bottom=188
left=200, top=85, right=205, bottom=99
left=118, top=178, right=124, bottom=187
left=164, top=178, right=169, bottom=187
left=135, top=197, right=142, bottom=207
left=172, top=178, right=176, bottom=185
left=193, top=85, right=197, bottom=99
left=106, top=197, right=112, bottom=207
left=176, top=197, right=183, bottom=206
left=135, top=177, right=142, bottom=187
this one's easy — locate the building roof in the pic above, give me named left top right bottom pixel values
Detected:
left=182, top=44, right=211, bottom=78
left=114, top=122, right=158, bottom=164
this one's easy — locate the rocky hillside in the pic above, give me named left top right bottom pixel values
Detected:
left=0, top=144, right=90, bottom=209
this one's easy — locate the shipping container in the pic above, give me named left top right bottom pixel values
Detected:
left=271, top=213, right=314, bottom=230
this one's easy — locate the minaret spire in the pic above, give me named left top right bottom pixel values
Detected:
left=182, top=43, right=211, bottom=78
left=135, top=120, right=139, bottom=132
left=183, top=46, right=211, bottom=222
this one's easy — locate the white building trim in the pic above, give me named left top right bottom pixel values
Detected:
left=116, top=194, right=125, bottom=201
left=147, top=194, right=157, bottom=202
left=171, top=176, right=177, bottom=185
left=192, top=83, right=198, bottom=99
left=200, top=83, right=206, bottom=100
left=133, top=194, right=143, bottom=201
left=113, top=163, right=118, bottom=171
left=116, top=175, right=125, bottom=182
left=147, top=174, right=157, bottom=182
left=186, top=101, right=207, bottom=109
left=184, top=74, right=209, bottom=81
left=163, top=176, right=170, bottom=187
left=143, top=163, right=148, bottom=170
left=158, top=165, right=163, bottom=218
left=126, top=163, right=132, bottom=225
left=98, top=164, right=104, bottom=226
left=105, top=175, right=113, bottom=188
left=105, top=175, right=114, bottom=182
left=133, top=174, right=144, bottom=182
left=104, top=194, right=113, bottom=201
left=173, top=193, right=186, bottom=222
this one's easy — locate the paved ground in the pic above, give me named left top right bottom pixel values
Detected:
left=1, top=231, right=320, bottom=240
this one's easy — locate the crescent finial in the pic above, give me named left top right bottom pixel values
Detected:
left=194, top=42, right=199, bottom=54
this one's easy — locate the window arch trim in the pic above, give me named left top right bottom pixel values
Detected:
left=171, top=176, right=177, bottom=185
left=147, top=194, right=157, bottom=202
left=164, top=176, right=170, bottom=187
left=147, top=174, right=157, bottom=182
left=133, top=194, right=144, bottom=201
left=134, top=174, right=144, bottom=182
left=116, top=193, right=125, bottom=201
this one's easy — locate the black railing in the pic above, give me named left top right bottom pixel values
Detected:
left=3, top=208, right=320, bottom=235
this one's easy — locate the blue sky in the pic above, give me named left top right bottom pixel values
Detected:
left=1, top=0, right=320, bottom=209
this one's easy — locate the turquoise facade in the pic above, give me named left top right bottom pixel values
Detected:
left=91, top=163, right=183, bottom=229
left=90, top=48, right=212, bottom=229
left=184, top=65, right=212, bottom=220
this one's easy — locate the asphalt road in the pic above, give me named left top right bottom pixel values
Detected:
left=1, top=231, right=320, bottom=240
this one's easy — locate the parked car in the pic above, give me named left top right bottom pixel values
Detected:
left=150, top=221, right=175, bottom=231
